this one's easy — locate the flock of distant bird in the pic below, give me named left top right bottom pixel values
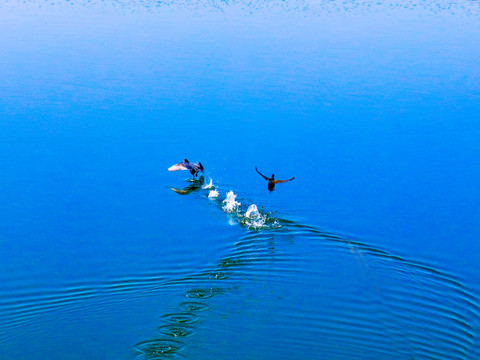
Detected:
left=168, top=159, right=295, bottom=192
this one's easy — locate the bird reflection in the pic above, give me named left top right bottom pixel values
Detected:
left=170, top=176, right=205, bottom=195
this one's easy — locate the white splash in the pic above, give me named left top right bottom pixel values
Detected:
left=222, top=191, right=241, bottom=212
left=202, top=178, right=215, bottom=190
left=245, top=204, right=260, bottom=218
left=173, top=174, right=280, bottom=229
left=244, top=204, right=268, bottom=229
left=208, top=189, right=219, bottom=199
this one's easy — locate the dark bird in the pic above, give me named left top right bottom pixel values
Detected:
left=168, top=159, right=205, bottom=178
left=255, top=166, right=295, bottom=192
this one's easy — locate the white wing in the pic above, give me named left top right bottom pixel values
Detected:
left=168, top=164, right=189, bottom=171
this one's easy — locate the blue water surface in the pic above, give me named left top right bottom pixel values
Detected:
left=1, top=1, right=480, bottom=359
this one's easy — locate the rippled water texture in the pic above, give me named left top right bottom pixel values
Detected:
left=1, top=0, right=480, bottom=359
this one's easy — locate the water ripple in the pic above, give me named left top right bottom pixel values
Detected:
left=158, top=324, right=197, bottom=338
left=178, top=301, right=210, bottom=312
left=1, top=181, right=479, bottom=359
left=184, top=287, right=225, bottom=299
left=5, top=0, right=480, bottom=16
left=273, top=223, right=480, bottom=359
left=161, top=312, right=199, bottom=325
left=135, top=339, right=185, bottom=359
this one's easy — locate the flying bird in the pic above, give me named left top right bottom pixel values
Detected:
left=255, top=166, right=295, bottom=192
left=168, top=159, right=205, bottom=178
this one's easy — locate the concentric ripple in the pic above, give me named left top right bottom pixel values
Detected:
left=161, top=313, right=199, bottom=325
left=158, top=324, right=197, bottom=338
left=135, top=339, right=185, bottom=359
left=178, top=301, right=210, bottom=312
left=185, top=287, right=225, bottom=299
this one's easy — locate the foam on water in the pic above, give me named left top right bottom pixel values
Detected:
left=202, top=177, right=282, bottom=229
left=169, top=177, right=281, bottom=229
left=245, top=204, right=259, bottom=218
left=222, top=191, right=241, bottom=213
left=202, top=178, right=214, bottom=190
left=219, top=192, right=280, bottom=230
left=219, top=191, right=278, bottom=229
left=243, top=204, right=268, bottom=229
left=208, top=189, right=219, bottom=198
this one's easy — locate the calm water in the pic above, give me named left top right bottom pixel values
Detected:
left=1, top=1, right=480, bottom=359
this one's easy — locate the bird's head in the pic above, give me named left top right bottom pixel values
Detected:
left=184, top=158, right=189, bottom=163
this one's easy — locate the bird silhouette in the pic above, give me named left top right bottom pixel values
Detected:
left=168, top=159, right=205, bottom=178
left=255, top=166, right=295, bottom=191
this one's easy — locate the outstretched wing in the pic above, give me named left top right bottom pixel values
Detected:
left=168, top=161, right=191, bottom=171
left=255, top=166, right=270, bottom=181
left=272, top=177, right=295, bottom=184
left=191, top=163, right=204, bottom=173
left=196, top=162, right=205, bottom=172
